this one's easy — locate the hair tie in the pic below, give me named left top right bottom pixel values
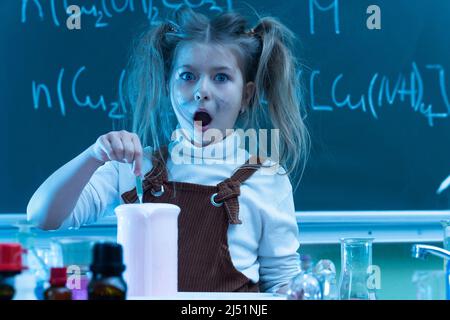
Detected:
left=247, top=28, right=256, bottom=36
left=247, top=28, right=263, bottom=42
left=166, top=23, right=178, bottom=33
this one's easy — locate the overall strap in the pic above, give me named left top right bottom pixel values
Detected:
left=230, top=155, right=265, bottom=182
left=214, top=155, right=265, bottom=224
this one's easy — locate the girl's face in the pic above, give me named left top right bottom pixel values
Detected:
left=169, top=41, right=255, bottom=147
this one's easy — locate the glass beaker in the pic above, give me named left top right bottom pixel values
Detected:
left=441, top=220, right=450, bottom=251
left=338, top=238, right=377, bottom=300
left=440, top=220, right=450, bottom=300
left=412, top=270, right=446, bottom=300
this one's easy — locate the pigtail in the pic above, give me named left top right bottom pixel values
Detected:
left=251, top=17, right=310, bottom=189
left=124, top=23, right=177, bottom=159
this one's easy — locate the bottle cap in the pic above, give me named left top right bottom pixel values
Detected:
left=0, top=243, right=23, bottom=272
left=90, top=242, right=125, bottom=274
left=15, top=220, right=36, bottom=249
left=300, top=254, right=313, bottom=272
left=300, top=254, right=312, bottom=262
left=50, top=267, right=67, bottom=287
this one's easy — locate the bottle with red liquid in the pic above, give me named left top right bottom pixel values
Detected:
left=44, top=267, right=72, bottom=300
left=0, top=243, right=23, bottom=300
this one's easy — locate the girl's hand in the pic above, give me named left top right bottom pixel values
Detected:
left=89, top=130, right=143, bottom=176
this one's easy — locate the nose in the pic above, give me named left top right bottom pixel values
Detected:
left=194, top=91, right=208, bottom=101
left=194, top=77, right=211, bottom=101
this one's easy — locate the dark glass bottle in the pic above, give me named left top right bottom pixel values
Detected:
left=44, top=267, right=72, bottom=300
left=88, top=242, right=127, bottom=300
left=0, top=272, right=19, bottom=300
left=0, top=244, right=23, bottom=300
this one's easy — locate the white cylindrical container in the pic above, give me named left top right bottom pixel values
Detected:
left=115, top=203, right=180, bottom=298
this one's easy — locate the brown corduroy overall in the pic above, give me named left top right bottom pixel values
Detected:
left=121, top=146, right=263, bottom=292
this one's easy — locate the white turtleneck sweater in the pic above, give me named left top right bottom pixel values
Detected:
left=60, top=130, right=301, bottom=293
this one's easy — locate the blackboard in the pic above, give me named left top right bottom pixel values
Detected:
left=1, top=0, right=450, bottom=213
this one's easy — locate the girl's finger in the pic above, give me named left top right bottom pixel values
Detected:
left=108, top=133, right=125, bottom=161
left=131, top=134, right=143, bottom=176
left=99, top=136, right=114, bottom=162
left=121, top=134, right=135, bottom=164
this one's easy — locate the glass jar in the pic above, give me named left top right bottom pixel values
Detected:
left=338, top=238, right=377, bottom=300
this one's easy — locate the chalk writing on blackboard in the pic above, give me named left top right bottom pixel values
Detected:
left=32, top=62, right=449, bottom=127
left=309, top=0, right=340, bottom=34
left=309, top=62, right=449, bottom=126
left=438, top=175, right=450, bottom=195
left=21, top=0, right=232, bottom=28
left=32, top=66, right=127, bottom=119
left=22, top=0, right=353, bottom=36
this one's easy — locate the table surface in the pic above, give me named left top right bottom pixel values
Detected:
left=129, top=292, right=287, bottom=300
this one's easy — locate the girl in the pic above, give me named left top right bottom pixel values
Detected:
left=27, top=6, right=310, bottom=294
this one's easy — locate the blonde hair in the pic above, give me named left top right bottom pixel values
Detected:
left=124, top=6, right=310, bottom=190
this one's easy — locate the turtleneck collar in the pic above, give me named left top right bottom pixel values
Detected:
left=168, top=125, right=246, bottom=164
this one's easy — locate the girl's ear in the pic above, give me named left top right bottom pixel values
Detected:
left=241, top=81, right=256, bottom=112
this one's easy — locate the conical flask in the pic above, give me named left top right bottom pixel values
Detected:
left=338, top=238, right=377, bottom=300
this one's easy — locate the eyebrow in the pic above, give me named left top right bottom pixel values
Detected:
left=176, top=64, right=234, bottom=72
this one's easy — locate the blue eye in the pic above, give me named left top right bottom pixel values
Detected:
left=180, top=72, right=195, bottom=81
left=215, top=73, right=229, bottom=82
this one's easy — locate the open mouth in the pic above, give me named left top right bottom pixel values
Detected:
left=193, top=110, right=212, bottom=127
